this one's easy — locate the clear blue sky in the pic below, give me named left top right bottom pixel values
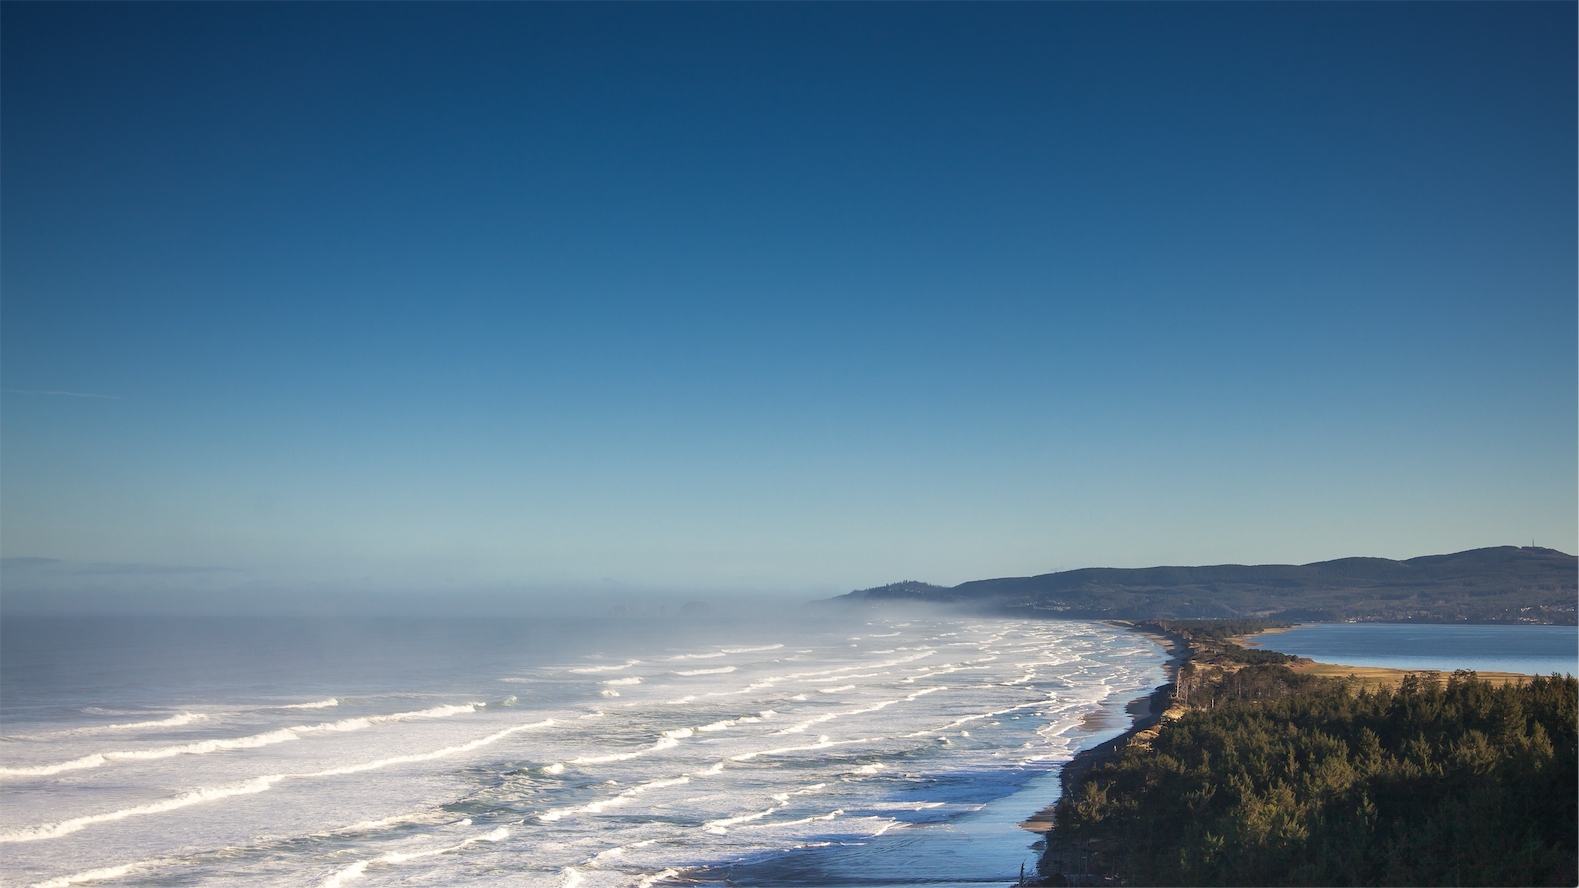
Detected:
left=3, top=4, right=1574, bottom=611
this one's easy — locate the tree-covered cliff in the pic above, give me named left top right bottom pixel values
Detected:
left=1047, top=671, right=1578, bottom=886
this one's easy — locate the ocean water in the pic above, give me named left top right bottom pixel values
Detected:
left=0, top=612, right=1164, bottom=888
left=1249, top=623, right=1578, bottom=676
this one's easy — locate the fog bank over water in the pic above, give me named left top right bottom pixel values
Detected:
left=0, top=557, right=837, bottom=618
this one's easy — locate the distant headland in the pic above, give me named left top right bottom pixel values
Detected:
left=814, top=546, right=1577, bottom=625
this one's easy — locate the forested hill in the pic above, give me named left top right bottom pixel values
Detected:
left=1046, top=670, right=1578, bottom=886
left=821, top=547, right=1576, bottom=624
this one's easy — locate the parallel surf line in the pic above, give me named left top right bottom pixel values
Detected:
left=0, top=703, right=485, bottom=778
left=0, top=719, right=554, bottom=843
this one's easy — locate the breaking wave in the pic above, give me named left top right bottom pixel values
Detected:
left=0, top=704, right=486, bottom=779
left=317, top=826, right=508, bottom=887
left=7, top=616, right=1164, bottom=887
left=675, top=666, right=735, bottom=676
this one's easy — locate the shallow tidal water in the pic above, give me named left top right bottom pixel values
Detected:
left=1, top=612, right=1164, bottom=887
left=1248, top=622, right=1578, bottom=676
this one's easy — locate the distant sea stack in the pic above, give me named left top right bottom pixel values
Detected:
left=815, top=547, right=1577, bottom=625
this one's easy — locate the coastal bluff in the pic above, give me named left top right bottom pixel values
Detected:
left=1030, top=620, right=1577, bottom=886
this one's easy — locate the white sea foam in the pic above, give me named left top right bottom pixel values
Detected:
left=319, top=860, right=370, bottom=888
left=318, top=827, right=508, bottom=887
left=721, top=644, right=784, bottom=653
left=583, top=777, right=689, bottom=814
left=695, top=652, right=936, bottom=700
left=697, top=719, right=741, bottom=732
left=0, top=775, right=286, bottom=843
left=296, top=702, right=481, bottom=735
left=3, top=718, right=556, bottom=844
left=738, top=808, right=844, bottom=830
left=308, top=719, right=554, bottom=777
left=4, top=728, right=302, bottom=777
left=675, top=666, right=735, bottom=676
left=570, top=660, right=640, bottom=674
left=28, top=861, right=152, bottom=888
left=869, top=819, right=903, bottom=836
left=332, top=811, right=450, bottom=834
left=278, top=698, right=339, bottom=709
left=907, top=697, right=1060, bottom=736
left=808, top=671, right=889, bottom=681
left=773, top=782, right=827, bottom=799
left=775, top=651, right=934, bottom=681
left=0, top=704, right=485, bottom=778
left=0, top=754, right=111, bottom=777
left=16, top=712, right=209, bottom=740
left=779, top=686, right=946, bottom=734
left=110, top=712, right=206, bottom=730
left=539, top=776, right=692, bottom=822
left=704, top=805, right=781, bottom=832
left=565, top=734, right=679, bottom=766
left=901, top=663, right=990, bottom=682
left=730, top=735, right=876, bottom=761
left=8, top=617, right=1164, bottom=888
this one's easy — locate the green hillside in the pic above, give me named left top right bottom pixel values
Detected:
left=823, top=547, right=1576, bottom=624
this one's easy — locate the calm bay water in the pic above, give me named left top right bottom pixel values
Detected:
left=1249, top=623, right=1577, bottom=676
left=0, top=612, right=1164, bottom=888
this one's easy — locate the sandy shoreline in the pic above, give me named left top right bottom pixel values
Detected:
left=1017, top=682, right=1175, bottom=834
left=1016, top=622, right=1187, bottom=834
left=1286, top=660, right=1538, bottom=688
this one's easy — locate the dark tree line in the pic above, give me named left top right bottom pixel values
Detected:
left=1050, top=670, right=1577, bottom=886
left=1141, top=618, right=1295, bottom=642
left=1140, top=619, right=1301, bottom=668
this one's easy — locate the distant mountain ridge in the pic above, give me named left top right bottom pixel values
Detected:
left=820, top=547, right=1577, bottom=624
